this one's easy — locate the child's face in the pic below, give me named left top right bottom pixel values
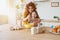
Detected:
left=32, top=12, right=37, bottom=18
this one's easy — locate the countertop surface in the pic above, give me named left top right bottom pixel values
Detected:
left=41, top=19, right=60, bottom=23
left=0, top=27, right=60, bottom=40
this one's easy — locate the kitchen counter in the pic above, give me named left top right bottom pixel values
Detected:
left=0, top=27, right=60, bottom=40
left=41, top=19, right=60, bottom=23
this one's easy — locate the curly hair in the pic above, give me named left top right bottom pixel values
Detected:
left=24, top=2, right=39, bottom=18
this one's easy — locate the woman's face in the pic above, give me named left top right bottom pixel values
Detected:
left=28, top=6, right=34, bottom=13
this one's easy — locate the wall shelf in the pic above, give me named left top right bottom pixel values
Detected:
left=41, top=19, right=60, bottom=23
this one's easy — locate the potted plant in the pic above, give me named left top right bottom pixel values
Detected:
left=54, top=16, right=60, bottom=20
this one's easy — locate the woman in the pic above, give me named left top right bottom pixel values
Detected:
left=22, top=2, right=41, bottom=29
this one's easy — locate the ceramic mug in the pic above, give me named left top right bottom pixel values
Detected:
left=31, top=27, right=37, bottom=34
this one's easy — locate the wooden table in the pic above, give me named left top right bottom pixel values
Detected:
left=0, top=27, right=60, bottom=40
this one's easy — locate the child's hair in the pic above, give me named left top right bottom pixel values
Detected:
left=24, top=2, right=39, bottom=18
left=32, top=11, right=39, bottom=18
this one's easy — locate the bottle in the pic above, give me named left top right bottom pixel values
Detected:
left=50, top=25, right=54, bottom=28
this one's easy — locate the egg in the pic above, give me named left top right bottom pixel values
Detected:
left=52, top=28, right=57, bottom=33
left=57, top=29, right=60, bottom=33
left=52, top=25, right=60, bottom=33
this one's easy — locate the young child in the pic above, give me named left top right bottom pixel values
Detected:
left=31, top=11, right=38, bottom=27
left=32, top=12, right=37, bottom=20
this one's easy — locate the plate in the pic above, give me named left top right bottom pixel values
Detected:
left=48, top=29, right=60, bottom=35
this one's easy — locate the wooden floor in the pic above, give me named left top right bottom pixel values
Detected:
left=0, top=29, right=60, bottom=40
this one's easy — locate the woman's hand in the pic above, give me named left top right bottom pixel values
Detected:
left=33, top=18, right=41, bottom=27
left=27, top=14, right=31, bottom=22
left=23, top=14, right=31, bottom=22
left=38, top=18, right=41, bottom=23
left=26, top=14, right=31, bottom=19
left=22, top=15, right=30, bottom=22
left=34, top=18, right=41, bottom=23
